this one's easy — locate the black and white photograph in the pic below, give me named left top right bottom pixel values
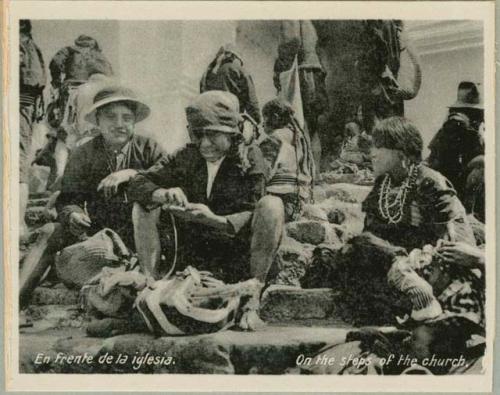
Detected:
left=4, top=1, right=495, bottom=392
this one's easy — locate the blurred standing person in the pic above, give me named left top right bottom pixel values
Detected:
left=200, top=43, right=261, bottom=125
left=357, top=20, right=422, bottom=133
left=39, top=34, right=114, bottom=190
left=19, top=20, right=46, bottom=241
left=274, top=20, right=329, bottom=171
left=463, top=155, right=485, bottom=223
left=427, top=81, right=484, bottom=201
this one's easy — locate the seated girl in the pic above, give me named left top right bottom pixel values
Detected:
left=260, top=98, right=315, bottom=222
left=361, top=116, right=478, bottom=322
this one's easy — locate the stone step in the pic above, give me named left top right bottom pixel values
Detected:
left=32, top=285, right=80, bottom=306
left=30, top=285, right=347, bottom=325
left=261, top=286, right=342, bottom=323
left=29, top=191, right=52, bottom=200
left=27, top=197, right=50, bottom=208
left=25, top=206, right=49, bottom=227
left=23, top=304, right=84, bottom=332
left=19, top=324, right=350, bottom=374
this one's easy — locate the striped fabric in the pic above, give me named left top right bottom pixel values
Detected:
left=135, top=267, right=262, bottom=336
left=388, top=256, right=442, bottom=320
left=20, top=93, right=36, bottom=107
left=388, top=245, right=484, bottom=326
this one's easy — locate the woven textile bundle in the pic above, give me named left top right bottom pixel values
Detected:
left=82, top=267, right=150, bottom=319
left=136, top=266, right=262, bottom=336
left=55, top=228, right=130, bottom=289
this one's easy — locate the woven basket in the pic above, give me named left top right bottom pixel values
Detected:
left=55, top=228, right=129, bottom=289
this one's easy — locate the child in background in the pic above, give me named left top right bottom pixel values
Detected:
left=261, top=98, right=315, bottom=222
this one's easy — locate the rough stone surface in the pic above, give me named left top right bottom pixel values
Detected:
left=23, top=304, right=85, bottom=331
left=260, top=285, right=342, bottom=322
left=27, top=197, right=50, bottom=208
left=317, top=199, right=365, bottom=242
left=321, top=183, right=371, bottom=203
left=25, top=206, right=49, bottom=227
left=31, top=285, right=79, bottom=306
left=286, top=220, right=326, bottom=245
left=312, top=185, right=327, bottom=203
left=319, top=172, right=373, bottom=186
left=301, top=204, right=329, bottom=222
left=273, top=236, right=314, bottom=287
left=19, top=325, right=349, bottom=374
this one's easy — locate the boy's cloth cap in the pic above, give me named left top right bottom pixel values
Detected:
left=186, top=90, right=242, bottom=134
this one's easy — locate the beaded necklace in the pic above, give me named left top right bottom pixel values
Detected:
left=377, top=163, right=419, bottom=224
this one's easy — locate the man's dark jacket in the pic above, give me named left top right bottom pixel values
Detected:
left=56, top=134, right=165, bottom=247
left=127, top=143, right=268, bottom=282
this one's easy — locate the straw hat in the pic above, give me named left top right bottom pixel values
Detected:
left=85, top=85, right=150, bottom=125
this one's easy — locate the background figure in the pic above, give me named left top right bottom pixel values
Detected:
left=357, top=20, right=422, bottom=133
left=338, top=120, right=372, bottom=166
left=19, top=20, right=46, bottom=241
left=426, top=81, right=484, bottom=202
left=463, top=155, right=485, bottom=223
left=261, top=98, right=315, bottom=221
left=274, top=20, right=329, bottom=172
left=38, top=34, right=114, bottom=190
left=200, top=43, right=261, bottom=124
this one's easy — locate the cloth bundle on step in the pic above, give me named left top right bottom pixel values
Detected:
left=389, top=242, right=485, bottom=327
left=55, top=228, right=130, bottom=289
left=136, top=266, right=262, bottom=336
left=82, top=266, right=152, bottom=319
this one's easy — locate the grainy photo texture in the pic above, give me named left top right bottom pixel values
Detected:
left=4, top=1, right=495, bottom=392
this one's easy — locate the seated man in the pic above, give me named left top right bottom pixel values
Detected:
left=426, top=82, right=484, bottom=200
left=261, top=98, right=315, bottom=222
left=463, top=155, right=485, bottom=223
left=20, top=85, right=165, bottom=309
left=361, top=116, right=477, bottom=321
left=128, top=91, right=284, bottom=328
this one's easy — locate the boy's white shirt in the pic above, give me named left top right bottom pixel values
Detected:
left=206, top=156, right=226, bottom=198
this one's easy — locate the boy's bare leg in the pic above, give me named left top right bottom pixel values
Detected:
left=250, top=195, right=285, bottom=283
left=132, top=203, right=162, bottom=279
left=20, top=222, right=67, bottom=309
left=241, top=195, right=285, bottom=330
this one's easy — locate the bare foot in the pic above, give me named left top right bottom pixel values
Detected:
left=238, top=310, right=266, bottom=331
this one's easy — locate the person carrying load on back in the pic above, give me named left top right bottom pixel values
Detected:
left=200, top=43, right=261, bottom=126
left=357, top=20, right=422, bottom=133
left=36, top=34, right=114, bottom=190
left=19, top=20, right=47, bottom=242
left=273, top=20, right=329, bottom=172
left=261, top=98, right=315, bottom=222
